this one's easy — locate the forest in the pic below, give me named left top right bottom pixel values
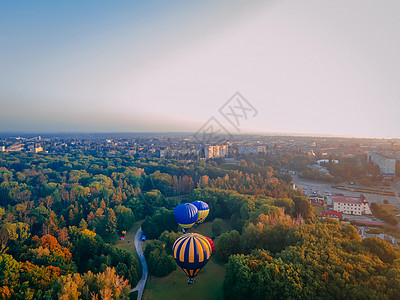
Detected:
left=0, top=151, right=399, bottom=299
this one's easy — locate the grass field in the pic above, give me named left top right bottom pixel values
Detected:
left=114, top=220, right=143, bottom=287
left=114, top=220, right=143, bottom=254
left=190, top=219, right=233, bottom=237
left=142, top=220, right=231, bottom=300
left=143, top=255, right=226, bottom=300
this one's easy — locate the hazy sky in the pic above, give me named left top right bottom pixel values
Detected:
left=1, top=0, right=400, bottom=138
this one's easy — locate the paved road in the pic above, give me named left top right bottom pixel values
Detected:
left=293, top=176, right=399, bottom=208
left=131, top=227, right=148, bottom=300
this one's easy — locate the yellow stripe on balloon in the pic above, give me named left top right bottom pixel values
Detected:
left=195, top=238, right=204, bottom=262
left=197, top=209, right=209, bottom=223
left=179, top=222, right=196, bottom=229
left=179, top=237, right=191, bottom=262
left=174, top=235, right=188, bottom=259
left=189, top=237, right=195, bottom=263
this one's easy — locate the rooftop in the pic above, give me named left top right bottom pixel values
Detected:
left=322, top=210, right=342, bottom=218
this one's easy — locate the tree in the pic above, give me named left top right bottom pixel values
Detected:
left=102, top=208, right=117, bottom=241
left=57, top=273, right=84, bottom=300
left=0, top=254, right=20, bottom=288
left=79, top=218, right=88, bottom=230
left=57, top=227, right=69, bottom=245
left=292, top=196, right=314, bottom=221
left=142, top=208, right=176, bottom=239
left=216, top=230, right=241, bottom=262
left=115, top=205, right=135, bottom=233
left=212, top=218, right=223, bottom=236
left=362, top=237, right=400, bottom=263
left=144, top=241, right=176, bottom=277
left=82, top=267, right=130, bottom=300
left=159, top=231, right=183, bottom=255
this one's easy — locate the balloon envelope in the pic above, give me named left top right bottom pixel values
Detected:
left=204, top=236, right=215, bottom=255
left=174, top=203, right=198, bottom=229
left=191, top=201, right=209, bottom=224
left=173, top=233, right=212, bottom=280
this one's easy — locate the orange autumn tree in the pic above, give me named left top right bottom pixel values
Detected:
left=38, top=234, right=72, bottom=259
left=28, top=234, right=74, bottom=272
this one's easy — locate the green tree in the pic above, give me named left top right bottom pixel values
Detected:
left=144, top=240, right=176, bottom=277
left=102, top=208, right=117, bottom=241
left=216, top=230, right=241, bottom=262
left=212, top=218, right=223, bottom=236
left=115, top=205, right=135, bottom=233
left=362, top=237, right=400, bottom=263
left=159, top=230, right=183, bottom=255
left=142, top=208, right=176, bottom=239
left=292, top=196, right=314, bottom=221
left=0, top=254, right=20, bottom=288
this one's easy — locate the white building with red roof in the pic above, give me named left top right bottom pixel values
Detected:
left=327, top=194, right=371, bottom=215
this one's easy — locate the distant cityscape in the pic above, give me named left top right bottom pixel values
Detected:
left=1, top=134, right=399, bottom=175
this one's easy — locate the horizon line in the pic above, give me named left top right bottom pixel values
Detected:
left=0, top=131, right=399, bottom=140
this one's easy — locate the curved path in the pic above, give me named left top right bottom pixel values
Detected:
left=131, top=227, right=148, bottom=300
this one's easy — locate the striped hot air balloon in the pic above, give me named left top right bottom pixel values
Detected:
left=191, top=201, right=209, bottom=224
left=172, top=233, right=212, bottom=283
left=174, top=203, right=198, bottom=229
left=204, top=236, right=215, bottom=255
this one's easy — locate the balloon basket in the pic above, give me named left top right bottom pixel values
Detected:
left=188, top=279, right=194, bottom=284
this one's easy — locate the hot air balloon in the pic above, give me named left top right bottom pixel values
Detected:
left=173, top=233, right=212, bottom=283
left=204, top=236, right=215, bottom=255
left=191, top=201, right=209, bottom=224
left=174, top=203, right=198, bottom=229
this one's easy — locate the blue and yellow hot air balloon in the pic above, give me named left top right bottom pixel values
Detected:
left=174, top=203, right=198, bottom=229
left=172, top=233, right=212, bottom=283
left=192, top=201, right=209, bottom=224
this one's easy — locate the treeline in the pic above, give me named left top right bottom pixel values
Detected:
left=206, top=196, right=400, bottom=299
left=142, top=188, right=313, bottom=240
left=222, top=218, right=400, bottom=299
left=0, top=153, right=146, bottom=299
left=141, top=187, right=314, bottom=278
left=142, top=186, right=400, bottom=300
left=0, top=151, right=298, bottom=298
left=3, top=151, right=396, bottom=299
left=301, top=155, right=383, bottom=186
left=191, top=189, right=400, bottom=299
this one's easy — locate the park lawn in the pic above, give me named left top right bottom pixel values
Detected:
left=190, top=220, right=232, bottom=237
left=114, top=220, right=144, bottom=289
left=142, top=220, right=230, bottom=299
left=114, top=220, right=143, bottom=261
left=143, top=255, right=226, bottom=300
